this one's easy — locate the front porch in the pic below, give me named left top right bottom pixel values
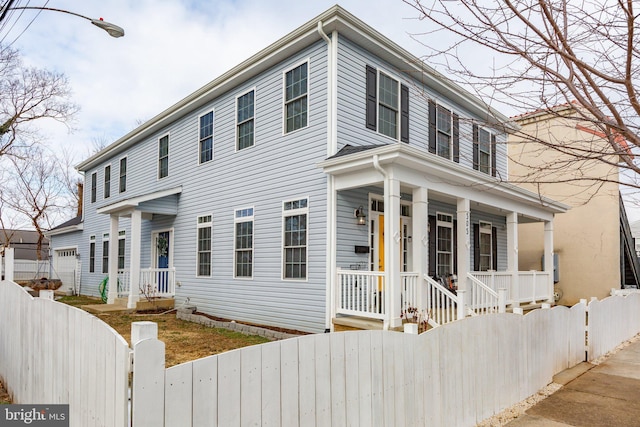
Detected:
left=321, top=143, right=568, bottom=330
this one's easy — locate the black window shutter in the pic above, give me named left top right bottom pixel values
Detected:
left=428, top=215, right=436, bottom=276
left=365, top=65, right=377, bottom=131
left=472, top=124, right=479, bottom=171
left=453, top=113, right=460, bottom=163
left=400, top=84, right=409, bottom=143
left=473, top=223, right=480, bottom=271
left=492, top=226, right=498, bottom=270
left=491, top=134, right=497, bottom=177
left=428, top=100, right=437, bottom=154
left=453, top=219, right=458, bottom=274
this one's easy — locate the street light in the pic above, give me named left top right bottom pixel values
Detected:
left=2, top=6, right=124, bottom=38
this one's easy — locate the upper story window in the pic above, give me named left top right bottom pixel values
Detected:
left=199, top=111, right=214, bottom=163
left=283, top=198, right=308, bottom=280
left=197, top=215, right=212, bottom=277
left=237, top=90, right=255, bottom=150
left=158, top=134, right=169, bottom=179
left=365, top=65, right=409, bottom=142
left=428, top=101, right=459, bottom=162
left=90, top=172, right=97, bottom=203
left=234, top=207, right=254, bottom=278
left=473, top=125, right=497, bottom=177
left=284, top=62, right=308, bottom=133
left=119, top=157, right=127, bottom=193
left=104, top=165, right=111, bottom=199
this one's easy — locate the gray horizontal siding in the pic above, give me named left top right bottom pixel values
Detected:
left=336, top=35, right=508, bottom=178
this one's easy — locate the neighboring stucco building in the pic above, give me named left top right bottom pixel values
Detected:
left=509, top=104, right=639, bottom=306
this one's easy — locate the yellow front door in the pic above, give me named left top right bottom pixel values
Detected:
left=378, top=214, right=385, bottom=275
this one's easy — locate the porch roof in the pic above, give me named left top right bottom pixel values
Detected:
left=96, top=186, right=182, bottom=216
left=319, top=143, right=569, bottom=219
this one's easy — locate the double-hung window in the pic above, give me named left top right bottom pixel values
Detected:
left=119, top=157, right=127, bottom=193
left=473, top=125, right=497, bottom=176
left=378, top=73, right=399, bottom=139
left=89, top=236, right=96, bottom=273
left=365, top=65, right=409, bottom=142
left=199, top=111, right=214, bottom=163
left=284, top=62, right=308, bottom=133
left=436, top=105, right=452, bottom=159
left=104, top=165, right=111, bottom=199
left=90, top=172, right=97, bottom=203
left=234, top=207, right=254, bottom=278
left=479, top=221, right=492, bottom=271
left=158, top=134, right=169, bottom=179
left=237, top=90, right=255, bottom=150
left=283, top=198, right=308, bottom=280
left=118, top=231, right=126, bottom=270
left=436, top=213, right=453, bottom=277
left=197, top=215, right=212, bottom=277
left=102, top=233, right=109, bottom=274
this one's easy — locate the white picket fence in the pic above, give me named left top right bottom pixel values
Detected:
left=1, top=262, right=640, bottom=427
left=0, top=280, right=130, bottom=427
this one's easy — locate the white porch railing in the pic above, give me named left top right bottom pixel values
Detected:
left=336, top=269, right=385, bottom=319
left=400, top=272, right=419, bottom=314
left=116, top=267, right=176, bottom=299
left=467, top=273, right=506, bottom=315
left=424, top=274, right=463, bottom=327
left=471, top=271, right=552, bottom=305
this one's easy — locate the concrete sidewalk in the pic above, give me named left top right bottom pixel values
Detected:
left=506, top=339, right=640, bottom=426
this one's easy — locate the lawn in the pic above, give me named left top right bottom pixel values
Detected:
left=57, top=295, right=271, bottom=367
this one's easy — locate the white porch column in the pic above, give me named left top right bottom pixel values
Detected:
left=326, top=176, right=337, bottom=332
left=544, top=219, right=555, bottom=304
left=107, top=214, right=120, bottom=304
left=507, top=212, right=519, bottom=308
left=128, top=210, right=143, bottom=309
left=384, top=176, right=402, bottom=329
left=456, top=198, right=471, bottom=293
left=412, top=187, right=428, bottom=311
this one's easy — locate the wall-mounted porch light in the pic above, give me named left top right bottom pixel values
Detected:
left=354, top=206, right=367, bottom=226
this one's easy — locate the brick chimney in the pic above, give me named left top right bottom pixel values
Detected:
left=77, top=181, right=83, bottom=217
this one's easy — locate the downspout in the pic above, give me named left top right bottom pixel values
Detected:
left=318, top=21, right=338, bottom=332
left=373, top=155, right=391, bottom=330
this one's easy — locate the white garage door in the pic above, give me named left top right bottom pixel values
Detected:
left=54, top=249, right=78, bottom=293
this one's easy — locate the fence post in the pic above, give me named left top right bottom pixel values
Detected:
left=39, top=290, right=54, bottom=300
left=5, top=248, right=14, bottom=282
left=498, top=288, right=507, bottom=313
left=131, top=321, right=165, bottom=427
left=457, top=289, right=466, bottom=320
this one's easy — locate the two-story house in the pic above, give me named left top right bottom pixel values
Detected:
left=48, top=6, right=567, bottom=333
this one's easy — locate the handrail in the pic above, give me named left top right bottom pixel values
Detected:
left=423, top=274, right=461, bottom=327
left=468, top=273, right=506, bottom=315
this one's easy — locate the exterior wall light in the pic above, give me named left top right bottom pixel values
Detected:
left=354, top=206, right=367, bottom=226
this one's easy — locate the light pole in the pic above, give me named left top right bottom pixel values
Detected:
left=0, top=5, right=124, bottom=38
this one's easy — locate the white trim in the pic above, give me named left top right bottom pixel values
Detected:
left=478, top=220, right=493, bottom=271
left=234, top=206, right=255, bottom=279
left=436, top=211, right=454, bottom=277
left=375, top=67, right=403, bottom=142
left=157, top=132, right=170, bottom=180
left=235, top=87, right=256, bottom=152
left=96, top=186, right=182, bottom=215
left=281, top=196, right=310, bottom=282
left=282, top=58, right=311, bottom=135
left=46, top=222, right=83, bottom=237
left=197, top=109, right=215, bottom=165
left=476, top=126, right=494, bottom=175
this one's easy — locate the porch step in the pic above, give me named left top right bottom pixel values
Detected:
left=333, top=316, right=383, bottom=332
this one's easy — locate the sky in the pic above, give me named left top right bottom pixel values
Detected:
left=2, top=0, right=432, bottom=161
left=2, top=0, right=640, bottom=223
